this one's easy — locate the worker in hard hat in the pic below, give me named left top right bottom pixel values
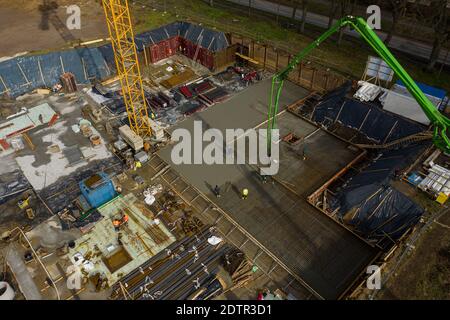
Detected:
left=122, top=214, right=129, bottom=225
left=213, top=185, right=221, bottom=198
left=241, top=188, right=249, bottom=200
left=261, top=175, right=268, bottom=184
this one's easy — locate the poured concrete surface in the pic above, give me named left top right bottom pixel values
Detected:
left=14, top=94, right=113, bottom=191
left=159, top=78, right=310, bottom=193
left=165, top=78, right=308, bottom=137
left=158, top=80, right=379, bottom=299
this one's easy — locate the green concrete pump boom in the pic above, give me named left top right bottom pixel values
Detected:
left=267, top=15, right=450, bottom=153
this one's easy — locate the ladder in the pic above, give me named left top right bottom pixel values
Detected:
left=355, top=131, right=433, bottom=150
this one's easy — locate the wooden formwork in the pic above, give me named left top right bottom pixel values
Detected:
left=230, top=34, right=349, bottom=93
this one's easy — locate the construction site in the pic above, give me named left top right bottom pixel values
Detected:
left=0, top=0, right=449, bottom=302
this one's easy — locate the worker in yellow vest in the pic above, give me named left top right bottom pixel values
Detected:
left=241, top=188, right=249, bottom=200
left=135, top=161, right=142, bottom=169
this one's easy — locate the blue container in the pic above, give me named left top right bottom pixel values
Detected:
left=79, top=173, right=117, bottom=208
left=407, top=172, right=423, bottom=186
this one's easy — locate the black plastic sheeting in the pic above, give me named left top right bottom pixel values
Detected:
left=0, top=170, right=31, bottom=205
left=339, top=143, right=429, bottom=198
left=331, top=143, right=428, bottom=245
left=312, top=83, right=426, bottom=143
left=312, top=82, right=351, bottom=124
left=340, top=185, right=423, bottom=243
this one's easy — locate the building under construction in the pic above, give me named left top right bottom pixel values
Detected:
left=0, top=0, right=449, bottom=302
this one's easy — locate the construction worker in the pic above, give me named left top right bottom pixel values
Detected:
left=126, top=158, right=134, bottom=170
left=213, top=185, right=221, bottom=198
left=261, top=175, right=268, bottom=184
left=122, top=214, right=129, bottom=225
left=241, top=188, right=249, bottom=200
left=113, top=219, right=121, bottom=232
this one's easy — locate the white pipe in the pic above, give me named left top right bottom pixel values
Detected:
left=0, top=282, right=15, bottom=300
left=8, top=227, right=61, bottom=300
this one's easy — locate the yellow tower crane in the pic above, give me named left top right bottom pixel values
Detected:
left=101, top=0, right=152, bottom=138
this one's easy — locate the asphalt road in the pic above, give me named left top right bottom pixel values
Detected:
left=226, top=0, right=450, bottom=65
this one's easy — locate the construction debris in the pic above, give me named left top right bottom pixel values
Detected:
left=0, top=4, right=446, bottom=302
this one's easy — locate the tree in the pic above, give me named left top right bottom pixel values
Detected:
left=291, top=0, right=299, bottom=21
left=426, top=0, right=450, bottom=71
left=276, top=0, right=280, bottom=24
left=328, top=0, right=337, bottom=29
left=300, top=0, right=309, bottom=34
left=385, top=0, right=408, bottom=45
left=414, top=0, right=450, bottom=71
left=336, top=0, right=356, bottom=45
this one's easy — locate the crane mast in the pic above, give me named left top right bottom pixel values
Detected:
left=101, top=0, right=152, bottom=138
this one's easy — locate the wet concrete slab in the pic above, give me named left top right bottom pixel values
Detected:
left=158, top=80, right=379, bottom=299
left=158, top=78, right=310, bottom=193
left=163, top=78, right=309, bottom=136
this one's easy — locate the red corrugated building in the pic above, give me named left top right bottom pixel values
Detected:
left=137, top=22, right=236, bottom=71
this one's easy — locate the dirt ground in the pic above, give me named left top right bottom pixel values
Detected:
left=379, top=210, right=450, bottom=300
left=0, top=0, right=107, bottom=57
left=370, top=181, right=450, bottom=300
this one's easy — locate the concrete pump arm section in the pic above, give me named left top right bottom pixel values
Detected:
left=268, top=15, right=450, bottom=154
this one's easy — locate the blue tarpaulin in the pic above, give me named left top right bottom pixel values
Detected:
left=0, top=48, right=111, bottom=97
left=396, top=79, right=446, bottom=100
left=0, top=22, right=229, bottom=98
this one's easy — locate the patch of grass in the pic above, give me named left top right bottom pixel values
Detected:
left=413, top=240, right=450, bottom=299
left=380, top=211, right=450, bottom=300
left=130, top=0, right=450, bottom=92
left=411, top=191, right=443, bottom=215
left=132, top=9, right=177, bottom=33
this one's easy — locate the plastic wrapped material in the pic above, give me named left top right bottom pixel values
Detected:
left=331, top=144, right=427, bottom=246
left=338, top=185, right=423, bottom=243
left=207, top=236, right=223, bottom=246
left=354, top=81, right=382, bottom=102
left=418, top=164, right=450, bottom=196
left=312, top=83, right=426, bottom=143
left=0, top=282, right=15, bottom=300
